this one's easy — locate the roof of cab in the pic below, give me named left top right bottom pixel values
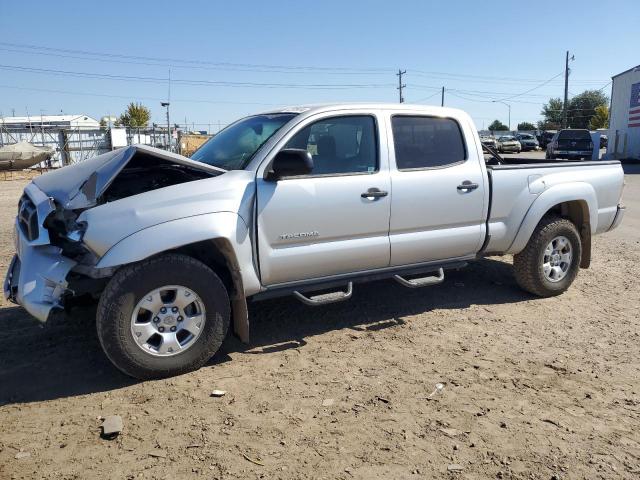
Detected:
left=260, top=102, right=469, bottom=118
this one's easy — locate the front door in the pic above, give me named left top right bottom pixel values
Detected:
left=256, top=113, right=391, bottom=286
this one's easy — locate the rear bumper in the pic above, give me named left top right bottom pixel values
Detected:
left=608, top=204, right=625, bottom=231
left=3, top=190, right=77, bottom=322
left=553, top=150, right=593, bottom=157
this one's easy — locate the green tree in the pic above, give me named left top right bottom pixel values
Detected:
left=488, top=119, right=509, bottom=131
left=540, top=91, right=609, bottom=130
left=540, top=97, right=564, bottom=129
left=588, top=104, right=609, bottom=130
left=568, top=90, right=608, bottom=129
left=117, top=102, right=151, bottom=128
left=517, top=121, right=536, bottom=131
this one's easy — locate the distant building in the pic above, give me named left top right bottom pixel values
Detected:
left=0, top=114, right=100, bottom=130
left=606, top=65, right=640, bottom=161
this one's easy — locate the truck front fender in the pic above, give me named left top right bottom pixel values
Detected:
left=507, top=182, right=597, bottom=255
left=95, top=212, right=260, bottom=343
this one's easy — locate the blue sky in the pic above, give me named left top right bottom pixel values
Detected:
left=0, top=0, right=635, bottom=131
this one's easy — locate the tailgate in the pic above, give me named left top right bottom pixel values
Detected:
left=558, top=138, right=592, bottom=150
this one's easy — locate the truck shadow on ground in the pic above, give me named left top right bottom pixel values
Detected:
left=0, top=257, right=531, bottom=405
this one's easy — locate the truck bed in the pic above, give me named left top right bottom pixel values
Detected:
left=484, top=160, right=624, bottom=255
left=490, top=159, right=620, bottom=168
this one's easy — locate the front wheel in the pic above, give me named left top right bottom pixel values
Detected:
left=513, top=216, right=581, bottom=297
left=96, top=254, right=230, bottom=379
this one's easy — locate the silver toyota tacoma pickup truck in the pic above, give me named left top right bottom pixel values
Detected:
left=4, top=104, right=625, bottom=379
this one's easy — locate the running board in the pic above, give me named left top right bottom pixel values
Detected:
left=393, top=268, right=444, bottom=288
left=293, top=282, right=353, bottom=306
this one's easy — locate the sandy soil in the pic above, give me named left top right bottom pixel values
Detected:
left=1, top=165, right=639, bottom=480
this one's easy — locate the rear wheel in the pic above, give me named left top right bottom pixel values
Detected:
left=97, top=254, right=230, bottom=379
left=513, top=216, right=581, bottom=297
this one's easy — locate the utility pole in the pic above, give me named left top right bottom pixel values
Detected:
left=441, top=87, right=445, bottom=107
left=562, top=51, right=574, bottom=129
left=397, top=69, right=406, bottom=103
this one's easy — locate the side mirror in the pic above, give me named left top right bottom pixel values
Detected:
left=266, top=149, right=313, bottom=180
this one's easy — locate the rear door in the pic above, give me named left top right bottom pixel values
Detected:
left=387, top=114, right=487, bottom=266
left=256, top=111, right=391, bottom=285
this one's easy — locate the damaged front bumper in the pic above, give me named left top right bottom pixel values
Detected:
left=3, top=184, right=77, bottom=322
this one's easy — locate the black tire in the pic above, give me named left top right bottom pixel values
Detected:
left=96, top=254, right=230, bottom=379
left=513, top=216, right=581, bottom=297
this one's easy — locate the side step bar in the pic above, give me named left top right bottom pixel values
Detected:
left=293, top=282, right=353, bottom=306
left=393, top=268, right=444, bottom=288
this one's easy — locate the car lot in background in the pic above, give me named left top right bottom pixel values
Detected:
left=515, top=133, right=539, bottom=151
left=496, top=135, right=521, bottom=153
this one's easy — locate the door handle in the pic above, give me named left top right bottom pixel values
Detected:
left=457, top=181, right=479, bottom=191
left=361, top=188, right=388, bottom=199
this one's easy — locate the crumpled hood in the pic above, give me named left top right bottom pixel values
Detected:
left=32, top=145, right=224, bottom=210
left=78, top=169, right=255, bottom=258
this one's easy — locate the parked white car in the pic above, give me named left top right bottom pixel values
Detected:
left=497, top=135, right=522, bottom=153
left=5, top=104, right=625, bottom=379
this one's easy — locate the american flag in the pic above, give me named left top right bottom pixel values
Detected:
left=630, top=81, right=640, bottom=128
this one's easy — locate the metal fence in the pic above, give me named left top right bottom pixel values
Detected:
left=0, top=126, right=173, bottom=167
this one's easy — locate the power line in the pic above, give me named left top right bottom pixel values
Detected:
left=0, top=41, right=391, bottom=74
left=0, top=46, right=394, bottom=76
left=408, top=84, right=554, bottom=98
left=408, top=69, right=606, bottom=86
left=0, top=64, right=395, bottom=89
left=494, top=72, right=564, bottom=101
left=0, top=42, right=609, bottom=86
left=0, top=84, right=285, bottom=106
left=412, top=91, right=441, bottom=103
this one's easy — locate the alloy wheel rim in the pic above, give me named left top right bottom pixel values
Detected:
left=130, top=285, right=206, bottom=357
left=542, top=236, right=572, bottom=283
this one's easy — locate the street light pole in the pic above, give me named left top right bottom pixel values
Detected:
left=161, top=102, right=170, bottom=151
left=492, top=100, right=511, bottom=131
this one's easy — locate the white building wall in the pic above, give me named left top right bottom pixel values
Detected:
left=607, top=66, right=640, bottom=160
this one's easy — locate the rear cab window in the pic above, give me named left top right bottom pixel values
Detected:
left=558, top=130, right=591, bottom=140
left=391, top=116, right=467, bottom=170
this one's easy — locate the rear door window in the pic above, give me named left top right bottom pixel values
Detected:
left=392, top=116, right=467, bottom=170
left=558, top=130, right=591, bottom=140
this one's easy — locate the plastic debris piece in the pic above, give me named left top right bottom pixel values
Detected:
left=101, top=415, right=123, bottom=439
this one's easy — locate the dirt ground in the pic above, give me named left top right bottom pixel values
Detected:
left=1, top=165, right=639, bottom=480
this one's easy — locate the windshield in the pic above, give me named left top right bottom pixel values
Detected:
left=519, top=134, right=534, bottom=139
left=499, top=136, right=514, bottom=141
left=191, top=113, right=297, bottom=170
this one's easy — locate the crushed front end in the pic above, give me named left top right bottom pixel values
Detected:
left=3, top=145, right=225, bottom=323
left=3, top=183, right=78, bottom=321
